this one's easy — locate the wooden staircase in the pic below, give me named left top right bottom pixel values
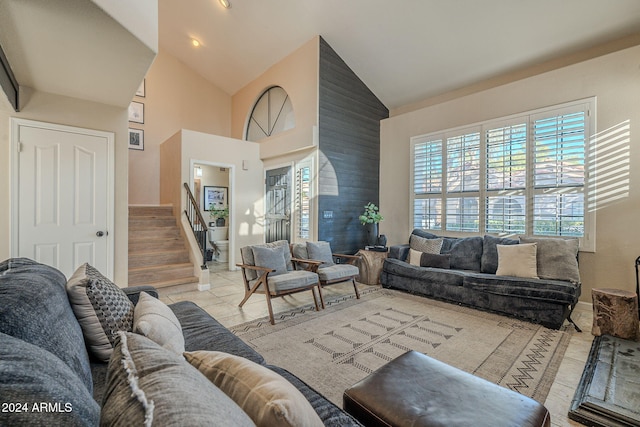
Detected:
left=128, top=206, right=199, bottom=293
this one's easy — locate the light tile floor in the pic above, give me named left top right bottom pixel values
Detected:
left=161, top=261, right=594, bottom=427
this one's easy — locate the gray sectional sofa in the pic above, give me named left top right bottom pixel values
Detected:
left=381, top=229, right=582, bottom=330
left=0, top=258, right=361, bottom=426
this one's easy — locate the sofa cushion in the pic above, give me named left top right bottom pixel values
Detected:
left=252, top=245, right=288, bottom=276
left=318, top=264, right=359, bottom=282
left=440, top=236, right=484, bottom=271
left=481, top=235, right=519, bottom=274
left=307, top=241, right=335, bottom=266
left=463, top=273, right=580, bottom=304
left=0, top=258, right=93, bottom=392
left=519, top=237, right=580, bottom=284
left=0, top=332, right=100, bottom=427
left=496, top=243, right=539, bottom=279
left=169, top=301, right=265, bottom=365
left=134, top=292, right=185, bottom=355
left=260, top=270, right=319, bottom=293
left=383, top=258, right=466, bottom=287
left=185, top=351, right=324, bottom=427
left=420, top=253, right=451, bottom=269
left=66, top=263, right=134, bottom=362
left=101, top=332, right=255, bottom=427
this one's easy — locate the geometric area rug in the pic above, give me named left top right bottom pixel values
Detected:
left=230, top=287, right=572, bottom=406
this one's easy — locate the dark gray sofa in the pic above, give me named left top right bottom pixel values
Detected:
left=381, top=230, right=581, bottom=330
left=0, top=258, right=360, bottom=426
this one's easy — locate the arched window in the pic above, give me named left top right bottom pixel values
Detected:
left=246, top=86, right=295, bottom=141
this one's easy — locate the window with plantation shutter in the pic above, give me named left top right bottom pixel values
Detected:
left=410, top=99, right=594, bottom=250
left=532, top=110, right=586, bottom=236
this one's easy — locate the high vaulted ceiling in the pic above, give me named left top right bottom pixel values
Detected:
left=160, top=0, right=640, bottom=110
left=2, top=1, right=640, bottom=112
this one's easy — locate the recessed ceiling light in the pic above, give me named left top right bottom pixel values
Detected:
left=219, top=0, right=230, bottom=8
left=191, top=38, right=201, bottom=47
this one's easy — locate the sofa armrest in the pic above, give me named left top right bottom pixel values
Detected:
left=389, top=244, right=410, bottom=262
left=123, top=285, right=158, bottom=305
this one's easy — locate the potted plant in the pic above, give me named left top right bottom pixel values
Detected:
left=359, top=202, right=383, bottom=246
left=209, top=205, right=229, bottom=227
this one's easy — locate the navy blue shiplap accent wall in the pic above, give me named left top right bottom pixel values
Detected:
left=318, top=37, right=389, bottom=254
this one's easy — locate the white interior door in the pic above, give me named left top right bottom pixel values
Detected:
left=12, top=119, right=114, bottom=279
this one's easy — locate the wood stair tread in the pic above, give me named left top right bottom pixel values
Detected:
left=128, top=262, right=193, bottom=272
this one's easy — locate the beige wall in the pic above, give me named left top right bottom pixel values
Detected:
left=129, top=49, right=232, bottom=204
left=231, top=36, right=319, bottom=153
left=160, top=130, right=265, bottom=266
left=0, top=89, right=130, bottom=284
left=380, top=44, right=640, bottom=302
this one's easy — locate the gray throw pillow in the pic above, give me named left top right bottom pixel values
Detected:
left=441, top=236, right=484, bottom=271
left=66, top=263, right=134, bottom=362
left=306, top=241, right=334, bottom=266
left=481, top=235, right=519, bottom=274
left=519, top=236, right=580, bottom=283
left=101, top=332, right=255, bottom=427
left=252, top=245, right=288, bottom=276
left=241, top=240, right=293, bottom=280
left=0, top=332, right=100, bottom=426
left=420, top=253, right=451, bottom=269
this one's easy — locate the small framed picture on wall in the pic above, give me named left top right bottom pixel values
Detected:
left=204, top=186, right=228, bottom=211
left=128, top=101, right=144, bottom=123
left=128, top=128, right=144, bottom=150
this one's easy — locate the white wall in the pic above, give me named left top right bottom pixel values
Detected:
left=380, top=44, right=640, bottom=302
left=129, top=50, right=232, bottom=205
left=160, top=130, right=265, bottom=266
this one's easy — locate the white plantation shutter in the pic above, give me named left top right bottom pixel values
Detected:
left=413, top=140, right=443, bottom=230
left=446, top=197, right=479, bottom=232
left=532, top=110, right=586, bottom=236
left=446, top=133, right=480, bottom=193
left=413, top=139, right=442, bottom=195
left=411, top=99, right=592, bottom=246
left=485, top=123, right=527, bottom=234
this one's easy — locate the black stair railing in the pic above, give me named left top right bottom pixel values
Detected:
left=184, top=183, right=208, bottom=269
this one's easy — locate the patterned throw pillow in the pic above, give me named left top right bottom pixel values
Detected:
left=66, top=263, right=134, bottom=362
left=410, top=235, right=443, bottom=254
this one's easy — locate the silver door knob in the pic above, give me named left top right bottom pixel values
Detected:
left=96, top=231, right=105, bottom=237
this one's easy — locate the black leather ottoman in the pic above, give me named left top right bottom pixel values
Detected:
left=343, top=351, right=550, bottom=427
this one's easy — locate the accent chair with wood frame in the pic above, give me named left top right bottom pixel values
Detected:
left=291, top=241, right=361, bottom=309
left=238, top=240, right=322, bottom=325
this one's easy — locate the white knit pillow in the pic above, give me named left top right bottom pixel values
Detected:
left=133, top=292, right=185, bottom=355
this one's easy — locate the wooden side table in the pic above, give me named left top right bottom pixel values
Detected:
left=356, top=249, right=388, bottom=285
left=592, top=288, right=639, bottom=339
